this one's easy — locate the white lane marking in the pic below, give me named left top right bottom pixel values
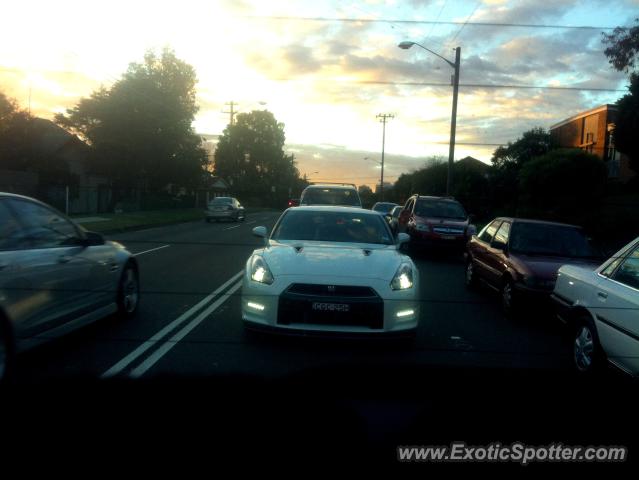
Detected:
left=133, top=244, right=171, bottom=256
left=129, top=281, right=242, bottom=378
left=261, top=217, right=269, bottom=220
left=246, top=221, right=256, bottom=225
left=101, top=270, right=243, bottom=378
left=224, top=225, right=241, bottom=230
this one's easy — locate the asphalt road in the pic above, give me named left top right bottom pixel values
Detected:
left=12, top=210, right=573, bottom=382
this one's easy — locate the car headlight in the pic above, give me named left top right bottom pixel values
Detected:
left=249, top=255, right=274, bottom=285
left=391, top=263, right=414, bottom=290
left=415, top=223, right=430, bottom=232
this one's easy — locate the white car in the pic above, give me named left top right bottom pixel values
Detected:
left=551, top=236, right=639, bottom=376
left=241, top=206, right=419, bottom=336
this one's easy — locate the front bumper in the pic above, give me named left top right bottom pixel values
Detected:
left=241, top=273, right=419, bottom=335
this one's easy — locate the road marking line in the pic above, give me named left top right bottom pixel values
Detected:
left=100, top=270, right=243, bottom=378
left=133, top=245, right=170, bottom=256
left=129, top=281, right=242, bottom=378
left=246, top=221, right=256, bottom=225
left=224, top=225, right=241, bottom=230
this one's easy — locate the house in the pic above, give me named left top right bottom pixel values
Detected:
left=550, top=104, right=635, bottom=183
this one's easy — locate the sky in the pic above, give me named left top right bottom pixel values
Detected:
left=1, top=0, right=636, bottom=187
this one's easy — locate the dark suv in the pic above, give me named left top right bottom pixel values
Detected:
left=398, top=195, right=473, bottom=252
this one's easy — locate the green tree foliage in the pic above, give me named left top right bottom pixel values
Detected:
left=55, top=48, right=207, bottom=190
left=602, top=18, right=639, bottom=73
left=214, top=110, right=302, bottom=205
left=614, top=73, right=639, bottom=175
left=518, top=149, right=607, bottom=224
left=357, top=184, right=376, bottom=208
left=0, top=91, right=31, bottom=170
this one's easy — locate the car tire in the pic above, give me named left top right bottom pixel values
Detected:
left=117, top=263, right=140, bottom=319
left=573, top=316, right=605, bottom=375
left=501, top=278, right=520, bottom=319
left=465, top=260, right=478, bottom=290
left=0, top=315, right=15, bottom=384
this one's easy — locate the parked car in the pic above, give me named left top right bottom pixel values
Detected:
left=398, top=195, right=474, bottom=252
left=386, top=205, right=403, bottom=234
left=0, top=193, right=139, bottom=381
left=287, top=198, right=300, bottom=208
left=551, top=236, right=639, bottom=376
left=205, top=196, right=245, bottom=222
left=299, top=183, right=362, bottom=208
left=241, top=206, right=419, bottom=337
left=371, top=202, right=398, bottom=215
left=466, top=217, right=603, bottom=316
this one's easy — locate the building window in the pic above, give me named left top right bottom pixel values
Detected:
left=607, top=128, right=620, bottom=179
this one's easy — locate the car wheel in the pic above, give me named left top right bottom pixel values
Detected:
left=501, top=278, right=519, bottom=318
left=465, top=260, right=478, bottom=289
left=117, top=263, right=139, bottom=318
left=0, top=316, right=14, bottom=384
left=573, top=317, right=604, bottom=375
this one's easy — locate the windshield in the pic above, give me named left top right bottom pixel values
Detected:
left=372, top=203, right=396, bottom=214
left=272, top=210, right=394, bottom=245
left=415, top=200, right=467, bottom=220
left=210, top=197, right=233, bottom=204
left=510, top=223, right=600, bottom=258
left=301, top=188, right=361, bottom=206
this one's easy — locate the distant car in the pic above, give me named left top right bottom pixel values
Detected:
left=398, top=195, right=474, bottom=252
left=205, top=197, right=245, bottom=222
left=287, top=198, right=300, bottom=208
left=299, top=184, right=362, bottom=208
left=386, top=205, right=403, bottom=234
left=552, top=236, right=639, bottom=376
left=0, top=193, right=139, bottom=381
left=466, top=218, right=603, bottom=316
left=241, top=206, right=419, bottom=336
left=371, top=202, right=398, bottom=215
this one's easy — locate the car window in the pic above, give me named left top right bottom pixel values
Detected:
left=7, top=199, right=80, bottom=249
left=493, top=222, right=511, bottom=246
left=391, top=206, right=402, bottom=218
left=478, top=220, right=501, bottom=244
left=611, top=246, right=639, bottom=290
left=509, top=223, right=600, bottom=258
left=414, top=200, right=467, bottom=220
left=272, top=210, right=393, bottom=245
left=210, top=197, right=232, bottom=205
left=301, top=188, right=360, bottom=206
left=0, top=200, right=30, bottom=251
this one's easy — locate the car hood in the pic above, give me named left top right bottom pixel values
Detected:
left=261, top=241, right=404, bottom=280
left=510, top=254, right=600, bottom=280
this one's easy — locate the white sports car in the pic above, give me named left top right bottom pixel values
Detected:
left=241, top=206, right=419, bottom=336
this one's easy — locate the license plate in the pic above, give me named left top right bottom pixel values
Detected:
left=440, top=235, right=456, bottom=240
left=311, top=302, right=350, bottom=313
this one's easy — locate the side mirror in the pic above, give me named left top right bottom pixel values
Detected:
left=83, top=231, right=105, bottom=247
left=491, top=240, right=507, bottom=251
left=252, top=226, right=268, bottom=238
left=397, top=233, right=410, bottom=245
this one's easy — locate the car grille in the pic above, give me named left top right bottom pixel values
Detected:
left=286, top=283, right=378, bottom=298
left=432, top=226, right=465, bottom=235
left=278, top=285, right=384, bottom=329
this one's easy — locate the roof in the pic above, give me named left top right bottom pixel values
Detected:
left=286, top=206, right=375, bottom=215
left=550, top=104, right=617, bottom=131
left=457, top=156, right=490, bottom=169
left=495, top=217, right=582, bottom=229
left=304, top=183, right=357, bottom=190
left=414, top=195, right=461, bottom=202
left=30, top=118, right=86, bottom=155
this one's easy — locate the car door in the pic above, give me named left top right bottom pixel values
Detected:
left=5, top=198, right=94, bottom=337
left=594, top=242, right=639, bottom=374
left=471, top=220, right=502, bottom=284
left=399, top=197, right=414, bottom=232
left=485, top=221, right=511, bottom=286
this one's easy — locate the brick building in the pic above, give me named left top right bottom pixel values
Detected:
left=549, top=104, right=635, bottom=182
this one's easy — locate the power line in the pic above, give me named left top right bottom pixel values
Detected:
left=448, top=1, right=482, bottom=44
left=223, top=101, right=238, bottom=125
left=239, top=15, right=617, bottom=31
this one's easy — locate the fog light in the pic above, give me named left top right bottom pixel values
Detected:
left=396, top=309, right=414, bottom=318
left=247, top=301, right=265, bottom=311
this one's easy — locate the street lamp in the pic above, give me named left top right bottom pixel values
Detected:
left=398, top=41, right=460, bottom=196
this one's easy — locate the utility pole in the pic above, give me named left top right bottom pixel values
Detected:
left=223, top=101, right=238, bottom=125
left=376, top=113, right=394, bottom=201
left=447, top=46, right=461, bottom=197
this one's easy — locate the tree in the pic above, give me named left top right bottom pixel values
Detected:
left=0, top=91, right=31, bottom=171
left=55, top=48, right=207, bottom=191
left=214, top=110, right=301, bottom=205
left=614, top=74, right=639, bottom=174
left=358, top=184, right=376, bottom=208
left=602, top=18, right=639, bottom=73
left=491, top=127, right=552, bottom=169
left=518, top=149, right=607, bottom=224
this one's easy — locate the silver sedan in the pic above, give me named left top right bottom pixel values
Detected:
left=0, top=193, right=139, bottom=381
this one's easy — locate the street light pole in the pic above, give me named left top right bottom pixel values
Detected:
left=398, top=41, right=461, bottom=196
